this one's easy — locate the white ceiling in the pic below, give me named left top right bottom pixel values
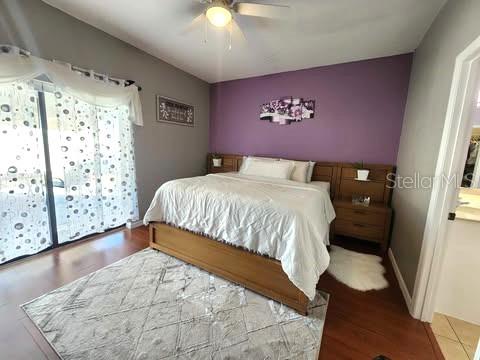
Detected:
left=42, top=0, right=446, bottom=83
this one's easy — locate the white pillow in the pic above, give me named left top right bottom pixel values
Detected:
left=239, top=156, right=278, bottom=172
left=241, top=159, right=294, bottom=179
left=250, top=156, right=279, bottom=161
left=280, top=159, right=311, bottom=183
left=306, top=161, right=316, bottom=182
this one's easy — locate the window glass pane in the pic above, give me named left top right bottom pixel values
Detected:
left=0, top=82, right=52, bottom=263
left=45, top=90, right=138, bottom=244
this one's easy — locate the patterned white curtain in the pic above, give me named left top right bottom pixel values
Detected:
left=51, top=89, right=139, bottom=244
left=0, top=82, right=52, bottom=263
left=0, top=50, right=143, bottom=126
left=0, top=49, right=141, bottom=263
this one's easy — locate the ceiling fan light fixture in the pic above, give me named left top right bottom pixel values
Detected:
left=206, top=4, right=232, bottom=27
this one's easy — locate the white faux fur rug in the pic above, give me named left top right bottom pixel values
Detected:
left=327, top=245, right=388, bottom=291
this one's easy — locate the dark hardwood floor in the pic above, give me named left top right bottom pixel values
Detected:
left=0, top=228, right=442, bottom=359
left=319, top=237, right=443, bottom=359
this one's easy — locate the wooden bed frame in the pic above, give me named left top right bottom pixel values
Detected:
left=149, top=159, right=338, bottom=315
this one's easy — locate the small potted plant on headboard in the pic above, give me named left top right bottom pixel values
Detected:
left=354, top=161, right=370, bottom=181
left=212, top=154, right=222, bottom=168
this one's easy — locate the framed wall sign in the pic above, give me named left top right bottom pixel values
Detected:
left=156, top=95, right=194, bottom=127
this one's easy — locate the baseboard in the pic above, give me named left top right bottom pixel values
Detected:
left=126, top=220, right=144, bottom=229
left=388, top=248, right=414, bottom=316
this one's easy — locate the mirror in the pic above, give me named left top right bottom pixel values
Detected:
left=456, top=92, right=480, bottom=221
left=462, top=127, right=480, bottom=188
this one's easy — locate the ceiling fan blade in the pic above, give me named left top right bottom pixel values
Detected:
left=231, top=18, right=248, bottom=45
left=233, top=2, right=290, bottom=19
left=180, top=13, right=206, bottom=36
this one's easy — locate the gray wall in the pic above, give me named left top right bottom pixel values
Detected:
left=391, top=0, right=480, bottom=294
left=0, top=0, right=210, bottom=217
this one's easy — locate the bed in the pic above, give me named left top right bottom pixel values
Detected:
left=143, top=158, right=337, bottom=314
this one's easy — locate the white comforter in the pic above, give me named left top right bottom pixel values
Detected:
left=143, top=173, right=336, bottom=300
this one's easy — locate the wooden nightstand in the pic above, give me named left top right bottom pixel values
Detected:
left=332, top=163, right=395, bottom=252
left=333, top=200, right=392, bottom=252
left=206, top=154, right=243, bottom=174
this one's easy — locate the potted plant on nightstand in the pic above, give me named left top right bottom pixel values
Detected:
left=354, top=161, right=370, bottom=181
left=212, top=154, right=222, bottom=168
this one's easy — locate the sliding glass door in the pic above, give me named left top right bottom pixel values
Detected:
left=0, top=81, right=138, bottom=264
left=44, top=89, right=138, bottom=244
left=0, top=82, right=52, bottom=263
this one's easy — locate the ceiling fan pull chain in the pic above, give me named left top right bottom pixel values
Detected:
left=204, top=15, right=208, bottom=44
left=228, top=21, right=232, bottom=50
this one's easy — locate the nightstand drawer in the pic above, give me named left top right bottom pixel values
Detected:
left=210, top=166, right=234, bottom=173
left=334, top=219, right=383, bottom=243
left=336, top=207, right=386, bottom=226
left=223, top=158, right=235, bottom=167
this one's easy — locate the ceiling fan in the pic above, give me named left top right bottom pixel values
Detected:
left=185, top=0, right=291, bottom=48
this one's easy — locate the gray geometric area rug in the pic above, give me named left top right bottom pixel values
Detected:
left=22, top=248, right=329, bottom=360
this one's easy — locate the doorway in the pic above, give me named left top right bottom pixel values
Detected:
left=430, top=88, right=480, bottom=359
left=409, top=34, right=480, bottom=358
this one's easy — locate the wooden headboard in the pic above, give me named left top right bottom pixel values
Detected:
left=311, top=162, right=338, bottom=198
left=207, top=154, right=395, bottom=205
left=335, top=163, right=395, bottom=205
left=207, top=154, right=338, bottom=197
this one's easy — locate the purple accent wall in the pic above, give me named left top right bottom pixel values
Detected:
left=210, top=54, right=413, bottom=165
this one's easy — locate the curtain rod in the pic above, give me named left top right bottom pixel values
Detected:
left=0, top=44, right=142, bottom=91
left=124, top=79, right=142, bottom=92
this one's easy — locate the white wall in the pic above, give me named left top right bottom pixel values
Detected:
left=435, top=219, right=480, bottom=325
left=474, top=94, right=480, bottom=126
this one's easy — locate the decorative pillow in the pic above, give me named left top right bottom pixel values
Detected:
left=280, top=159, right=311, bottom=183
left=240, top=158, right=294, bottom=179
left=306, top=161, right=316, bottom=182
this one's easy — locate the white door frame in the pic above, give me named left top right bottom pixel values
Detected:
left=410, top=34, right=480, bottom=322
